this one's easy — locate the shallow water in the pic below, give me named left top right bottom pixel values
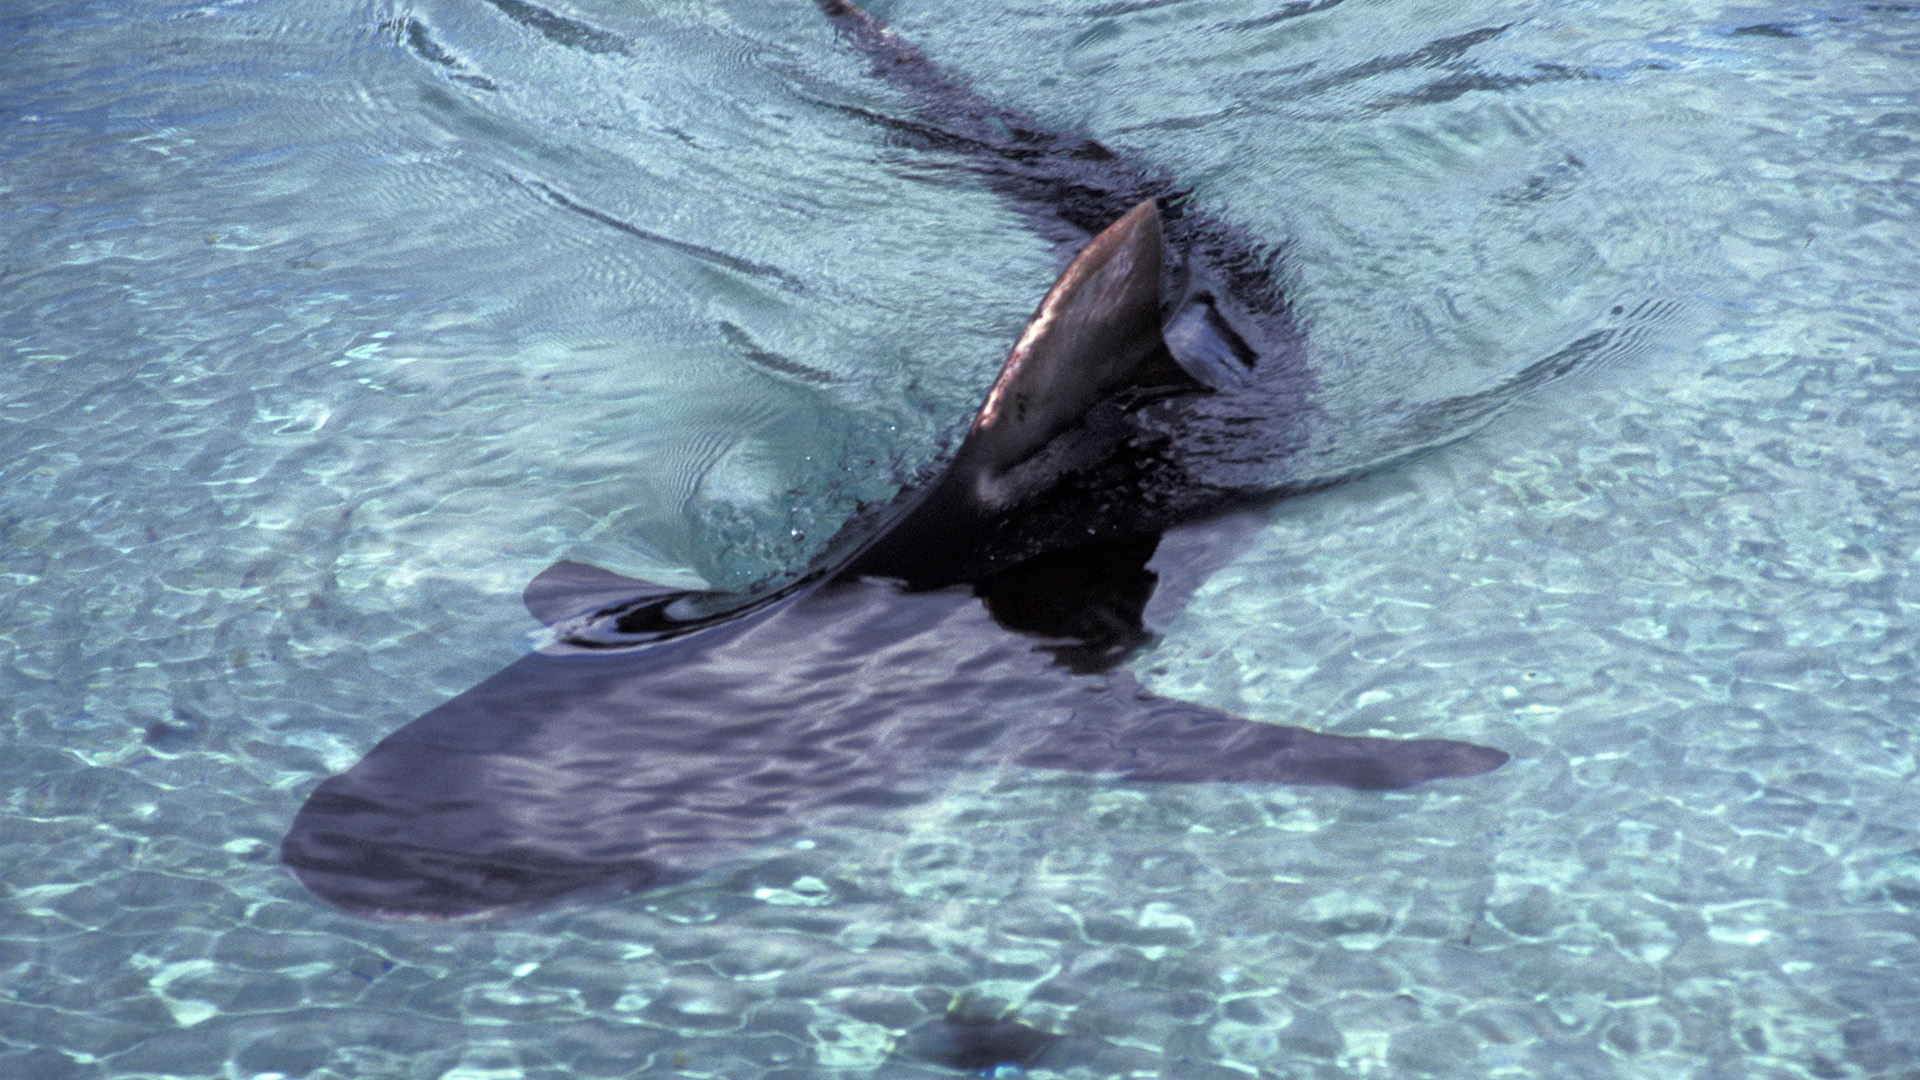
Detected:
left=4, top=0, right=1919, bottom=1077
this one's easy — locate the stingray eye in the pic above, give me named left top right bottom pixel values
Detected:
left=553, top=588, right=774, bottom=646
left=608, top=592, right=710, bottom=635
left=663, top=595, right=711, bottom=621
left=545, top=591, right=715, bottom=645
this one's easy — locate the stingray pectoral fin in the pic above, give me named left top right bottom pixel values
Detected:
left=522, top=559, right=688, bottom=625
left=281, top=765, right=648, bottom=922
left=1008, top=692, right=1509, bottom=790
left=953, top=199, right=1189, bottom=489
left=281, top=781, right=648, bottom=922
left=279, top=650, right=672, bottom=920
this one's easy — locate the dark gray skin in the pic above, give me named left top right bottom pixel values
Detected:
left=279, top=3, right=1509, bottom=921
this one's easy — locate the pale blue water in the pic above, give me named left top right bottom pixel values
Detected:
left=4, top=0, right=1919, bottom=1077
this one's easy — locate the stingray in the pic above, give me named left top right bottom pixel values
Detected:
left=281, top=0, right=1509, bottom=921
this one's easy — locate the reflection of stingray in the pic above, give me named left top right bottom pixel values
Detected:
left=281, top=2, right=1512, bottom=921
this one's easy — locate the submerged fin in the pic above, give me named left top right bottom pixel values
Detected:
left=1005, top=682, right=1511, bottom=790
left=522, top=559, right=685, bottom=625
left=952, top=199, right=1192, bottom=502
left=1163, top=293, right=1258, bottom=389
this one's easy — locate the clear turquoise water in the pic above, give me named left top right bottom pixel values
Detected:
left=4, top=0, right=1919, bottom=1076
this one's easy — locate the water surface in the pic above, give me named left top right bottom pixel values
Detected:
left=4, top=0, right=1919, bottom=1076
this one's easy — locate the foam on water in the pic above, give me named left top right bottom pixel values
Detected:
left=3, top=0, right=1918, bottom=1077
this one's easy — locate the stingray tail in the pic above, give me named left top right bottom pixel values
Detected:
left=814, top=0, right=1176, bottom=242
left=816, top=0, right=944, bottom=88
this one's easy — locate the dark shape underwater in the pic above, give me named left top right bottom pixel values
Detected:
left=905, top=1014, right=1058, bottom=1074
left=281, top=1, right=1508, bottom=921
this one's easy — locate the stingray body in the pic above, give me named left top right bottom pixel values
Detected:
left=281, top=2, right=1507, bottom=921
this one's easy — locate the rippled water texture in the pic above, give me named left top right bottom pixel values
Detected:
left=5, top=0, right=1920, bottom=1076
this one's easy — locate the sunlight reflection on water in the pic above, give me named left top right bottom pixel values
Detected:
left=3, top=0, right=1918, bottom=1076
